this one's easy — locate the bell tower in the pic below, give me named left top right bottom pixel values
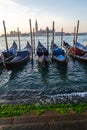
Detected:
left=35, top=20, right=38, bottom=32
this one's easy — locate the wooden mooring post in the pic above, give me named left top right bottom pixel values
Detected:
left=73, top=26, right=76, bottom=48
left=47, top=26, right=49, bottom=52
left=29, top=19, right=33, bottom=64
left=75, top=20, right=79, bottom=44
left=3, top=21, right=8, bottom=52
left=73, top=26, right=76, bottom=57
left=52, top=21, right=55, bottom=59
left=17, top=27, right=21, bottom=50
left=33, top=28, right=35, bottom=54
left=61, top=28, right=63, bottom=49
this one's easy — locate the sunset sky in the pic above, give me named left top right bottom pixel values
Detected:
left=0, top=0, right=87, bottom=34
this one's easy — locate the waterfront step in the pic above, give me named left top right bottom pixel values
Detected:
left=0, top=112, right=87, bottom=130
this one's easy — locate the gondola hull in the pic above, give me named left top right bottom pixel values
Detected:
left=5, top=42, right=32, bottom=69
left=69, top=52, right=87, bottom=63
left=53, top=55, right=68, bottom=63
left=0, top=41, right=18, bottom=66
left=37, top=55, right=49, bottom=65
left=6, top=55, right=30, bottom=69
left=52, top=43, right=68, bottom=65
left=37, top=41, right=49, bottom=65
left=63, top=41, right=87, bottom=62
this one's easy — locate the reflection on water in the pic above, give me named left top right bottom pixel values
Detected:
left=37, top=63, right=49, bottom=84
left=0, top=66, right=4, bottom=75
left=9, top=62, right=29, bottom=80
left=55, top=63, right=67, bottom=80
left=1, top=58, right=87, bottom=104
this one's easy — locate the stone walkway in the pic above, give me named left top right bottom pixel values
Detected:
left=0, top=112, right=87, bottom=130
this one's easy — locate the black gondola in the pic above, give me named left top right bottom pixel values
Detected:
left=0, top=41, right=18, bottom=66
left=51, top=43, right=68, bottom=64
left=5, top=41, right=32, bottom=69
left=36, top=41, right=49, bottom=65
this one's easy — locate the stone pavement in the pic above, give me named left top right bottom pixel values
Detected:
left=0, top=112, right=87, bottom=130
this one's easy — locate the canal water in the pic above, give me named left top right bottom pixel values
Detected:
left=0, top=35, right=87, bottom=104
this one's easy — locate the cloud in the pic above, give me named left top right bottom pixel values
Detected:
left=0, top=0, right=40, bottom=33
left=0, top=0, right=87, bottom=34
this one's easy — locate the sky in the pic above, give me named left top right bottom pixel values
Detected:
left=0, top=0, right=87, bottom=34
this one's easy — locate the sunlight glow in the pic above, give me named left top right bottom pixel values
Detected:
left=0, top=0, right=87, bottom=35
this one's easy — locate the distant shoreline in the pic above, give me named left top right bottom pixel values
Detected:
left=0, top=33, right=87, bottom=37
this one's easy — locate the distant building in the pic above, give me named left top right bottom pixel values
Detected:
left=55, top=32, right=65, bottom=36
left=35, top=20, right=38, bottom=32
left=10, top=30, right=21, bottom=36
left=35, top=28, right=53, bottom=36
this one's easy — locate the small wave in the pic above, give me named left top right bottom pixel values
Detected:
left=0, top=91, right=87, bottom=104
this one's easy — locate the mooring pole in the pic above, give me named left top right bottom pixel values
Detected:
left=33, top=28, right=35, bottom=54
left=52, top=21, right=55, bottom=59
left=61, top=28, right=63, bottom=49
left=29, top=19, right=33, bottom=63
left=47, top=26, right=49, bottom=52
left=17, top=27, right=21, bottom=50
left=3, top=21, right=8, bottom=52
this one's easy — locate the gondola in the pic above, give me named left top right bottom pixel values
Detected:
left=63, top=41, right=72, bottom=50
left=0, top=41, right=18, bottom=66
left=71, top=42, right=87, bottom=56
left=63, top=41, right=87, bottom=62
left=36, top=41, right=49, bottom=65
left=76, top=42, right=87, bottom=53
left=5, top=41, right=32, bottom=69
left=63, top=41, right=87, bottom=55
left=52, top=43, right=68, bottom=64
left=24, top=41, right=32, bottom=54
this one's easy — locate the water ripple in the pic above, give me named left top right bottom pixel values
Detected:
left=0, top=36, right=87, bottom=104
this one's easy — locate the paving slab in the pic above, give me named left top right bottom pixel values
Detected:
left=0, top=113, right=87, bottom=130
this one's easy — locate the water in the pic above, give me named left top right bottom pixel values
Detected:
left=0, top=35, right=87, bottom=104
